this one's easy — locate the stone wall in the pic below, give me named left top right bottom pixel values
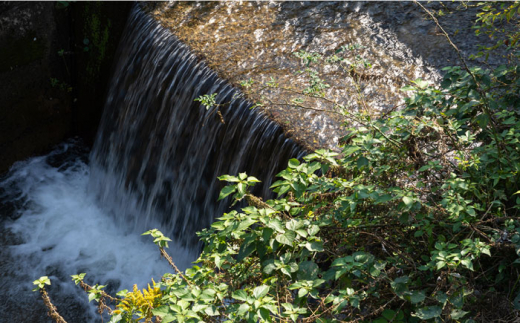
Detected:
left=0, top=2, right=131, bottom=174
left=0, top=2, right=72, bottom=174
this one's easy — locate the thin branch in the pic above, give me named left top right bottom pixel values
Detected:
left=159, top=247, right=194, bottom=287
left=40, top=289, right=68, bottom=323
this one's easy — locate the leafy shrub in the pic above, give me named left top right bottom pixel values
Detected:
left=36, top=2, right=520, bottom=322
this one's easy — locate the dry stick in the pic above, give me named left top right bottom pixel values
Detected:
left=413, top=0, right=505, bottom=162
left=159, top=247, right=193, bottom=287
left=40, top=288, right=68, bottom=323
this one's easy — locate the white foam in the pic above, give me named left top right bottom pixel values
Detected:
left=2, top=142, right=194, bottom=318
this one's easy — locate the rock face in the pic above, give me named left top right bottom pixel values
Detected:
left=150, top=1, right=504, bottom=151
left=0, top=2, right=72, bottom=174
left=0, top=2, right=131, bottom=174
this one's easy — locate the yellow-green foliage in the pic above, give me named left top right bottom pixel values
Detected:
left=114, top=280, right=163, bottom=321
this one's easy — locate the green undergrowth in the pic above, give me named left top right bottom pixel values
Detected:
left=34, top=2, right=520, bottom=323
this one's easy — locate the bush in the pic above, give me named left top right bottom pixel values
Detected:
left=37, top=2, right=520, bottom=322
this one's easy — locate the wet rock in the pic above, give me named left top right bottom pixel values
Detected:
left=0, top=2, right=73, bottom=175
left=150, top=1, right=506, bottom=151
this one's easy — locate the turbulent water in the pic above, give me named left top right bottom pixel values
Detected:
left=0, top=140, right=185, bottom=322
left=0, top=4, right=302, bottom=322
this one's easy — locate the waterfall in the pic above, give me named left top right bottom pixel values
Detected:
left=89, top=5, right=303, bottom=247
left=0, top=4, right=302, bottom=321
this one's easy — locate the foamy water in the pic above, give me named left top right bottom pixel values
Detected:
left=0, top=140, right=194, bottom=321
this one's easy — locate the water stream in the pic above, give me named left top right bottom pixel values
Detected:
left=0, top=5, right=302, bottom=322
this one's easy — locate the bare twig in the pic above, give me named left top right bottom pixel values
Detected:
left=40, top=289, right=68, bottom=323
left=159, top=247, right=193, bottom=287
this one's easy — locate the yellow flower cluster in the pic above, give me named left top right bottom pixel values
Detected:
left=113, top=280, right=163, bottom=321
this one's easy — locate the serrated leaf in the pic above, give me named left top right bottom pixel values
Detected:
left=218, top=185, right=237, bottom=201
left=153, top=305, right=172, bottom=317
left=218, top=175, right=239, bottom=182
left=298, top=261, right=319, bottom=280
left=450, top=309, right=469, bottom=320
left=253, top=285, right=269, bottom=299
left=410, top=290, right=426, bottom=304
left=305, top=241, right=324, bottom=252
left=232, top=290, right=248, bottom=302
left=413, top=306, right=442, bottom=320
left=402, top=196, right=414, bottom=206
left=237, top=303, right=250, bottom=316
left=276, top=231, right=296, bottom=246
left=343, top=146, right=361, bottom=156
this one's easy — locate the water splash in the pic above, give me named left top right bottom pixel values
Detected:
left=0, top=140, right=185, bottom=321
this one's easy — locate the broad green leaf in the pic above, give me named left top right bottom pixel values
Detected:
left=343, top=146, right=361, bottom=156
left=305, top=241, right=324, bottom=252
left=288, top=159, right=300, bottom=168
left=152, top=305, right=171, bottom=317
left=218, top=185, right=237, bottom=201
left=298, top=261, right=319, bottom=280
left=450, top=309, right=469, bottom=320
left=253, top=285, right=270, bottom=299
left=232, top=290, right=248, bottom=302
left=218, top=175, right=239, bottom=182
left=276, top=231, right=296, bottom=246
left=258, top=308, right=271, bottom=321
left=413, top=306, right=442, bottom=320
left=237, top=303, right=250, bottom=316
left=461, top=259, right=474, bottom=271
left=410, top=290, right=426, bottom=304
left=402, top=196, right=414, bottom=206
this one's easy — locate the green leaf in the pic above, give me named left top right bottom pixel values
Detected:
left=232, top=290, right=248, bottom=302
left=205, top=305, right=219, bottom=316
left=237, top=303, right=250, bottom=316
left=305, top=241, right=324, bottom=252
left=267, top=219, right=285, bottom=233
left=308, top=225, right=319, bottom=236
left=153, top=305, right=172, bottom=317
left=218, top=185, right=237, bottom=201
left=253, top=285, right=270, bottom=299
left=514, top=291, right=520, bottom=310
left=88, top=292, right=97, bottom=303
left=298, top=261, right=319, bottom=280
left=258, top=308, right=271, bottom=321
left=410, top=290, right=426, bottom=304
left=450, top=309, right=469, bottom=320
left=247, top=176, right=261, bottom=183
left=402, top=196, right=414, bottom=206
left=357, top=157, right=369, bottom=169
left=461, top=259, right=474, bottom=271
left=382, top=309, right=396, bottom=320
left=218, top=175, right=239, bottom=182
left=343, top=146, right=361, bottom=156
left=413, top=78, right=429, bottom=89
left=413, top=306, right=442, bottom=320
left=276, top=231, right=296, bottom=246
left=286, top=219, right=303, bottom=231
left=288, top=159, right=300, bottom=168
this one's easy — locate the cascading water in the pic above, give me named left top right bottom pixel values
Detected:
left=89, top=5, right=303, bottom=247
left=0, top=4, right=302, bottom=322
